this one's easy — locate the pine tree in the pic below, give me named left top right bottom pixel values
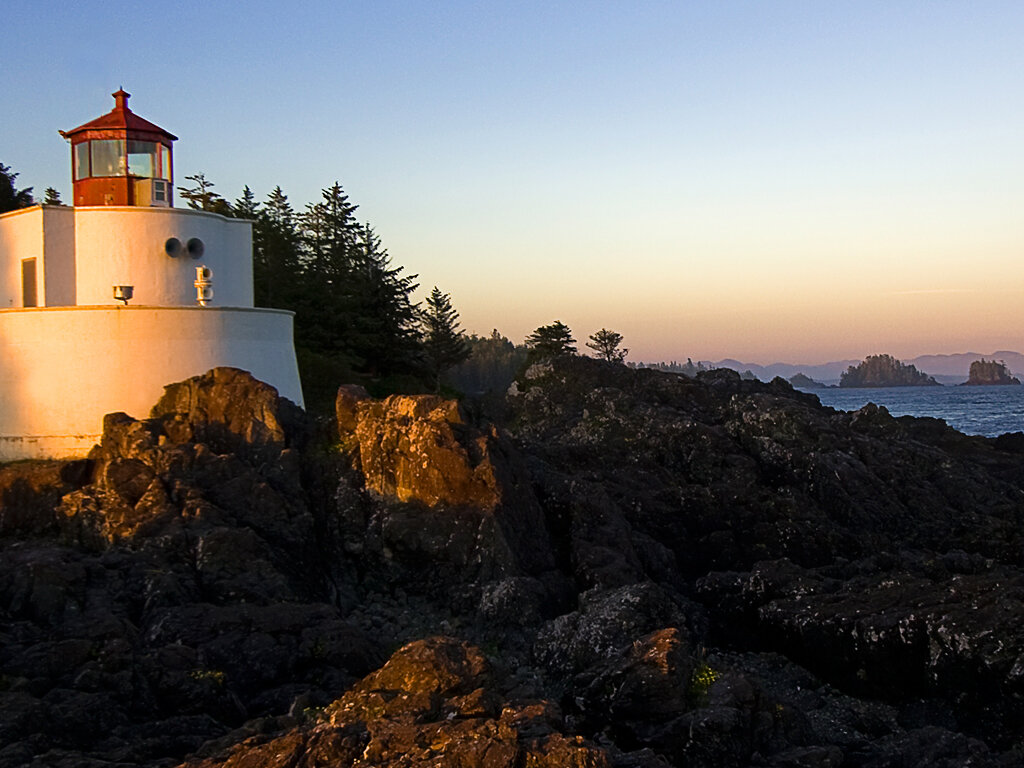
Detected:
left=232, top=186, right=259, bottom=219
left=42, top=187, right=64, bottom=206
left=421, top=287, right=470, bottom=392
left=300, top=182, right=360, bottom=286
left=586, top=328, right=628, bottom=363
left=254, top=186, right=302, bottom=309
left=177, top=172, right=230, bottom=214
left=0, top=162, right=34, bottom=213
left=343, top=224, right=422, bottom=377
left=525, top=321, right=577, bottom=359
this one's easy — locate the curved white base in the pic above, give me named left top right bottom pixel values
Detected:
left=0, top=305, right=302, bottom=461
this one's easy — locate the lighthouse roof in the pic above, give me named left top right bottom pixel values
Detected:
left=60, top=90, right=178, bottom=143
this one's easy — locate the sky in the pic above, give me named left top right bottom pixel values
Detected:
left=4, top=1, right=1023, bottom=364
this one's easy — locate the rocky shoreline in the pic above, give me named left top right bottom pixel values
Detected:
left=1, top=361, right=1023, bottom=766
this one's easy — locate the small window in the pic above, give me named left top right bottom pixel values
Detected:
left=127, top=140, right=157, bottom=178
left=74, top=142, right=90, bottom=180
left=22, top=259, right=37, bottom=308
left=157, top=143, right=172, bottom=180
left=90, top=139, right=125, bottom=177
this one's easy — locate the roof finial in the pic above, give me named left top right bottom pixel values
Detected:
left=112, top=88, right=130, bottom=112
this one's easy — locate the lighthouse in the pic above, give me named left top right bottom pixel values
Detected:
left=60, top=89, right=176, bottom=208
left=0, top=90, right=303, bottom=460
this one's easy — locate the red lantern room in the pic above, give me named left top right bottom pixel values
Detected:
left=60, top=89, right=177, bottom=207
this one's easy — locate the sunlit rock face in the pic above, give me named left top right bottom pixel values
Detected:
left=335, top=387, right=556, bottom=581
left=339, top=389, right=502, bottom=509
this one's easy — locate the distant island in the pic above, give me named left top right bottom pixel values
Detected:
left=964, top=359, right=1021, bottom=386
left=839, top=354, right=940, bottom=388
left=788, top=372, right=827, bottom=388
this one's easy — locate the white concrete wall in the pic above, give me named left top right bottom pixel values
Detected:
left=0, top=207, right=43, bottom=308
left=0, top=305, right=302, bottom=461
left=72, top=207, right=254, bottom=307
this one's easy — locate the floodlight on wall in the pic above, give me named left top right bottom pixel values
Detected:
left=113, top=285, right=134, bottom=305
left=187, top=238, right=205, bottom=259
left=165, top=237, right=183, bottom=257
left=194, top=266, right=213, bottom=306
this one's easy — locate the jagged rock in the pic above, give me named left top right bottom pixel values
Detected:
left=338, top=388, right=556, bottom=584
left=576, top=627, right=696, bottom=724
left=0, top=460, right=90, bottom=537
left=0, top=369, right=376, bottom=767
left=151, top=367, right=306, bottom=461
left=343, top=393, right=502, bottom=509
left=181, top=637, right=613, bottom=768
left=534, top=583, right=692, bottom=674
left=696, top=556, right=1024, bottom=751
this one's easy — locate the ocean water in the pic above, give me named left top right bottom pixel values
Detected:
left=797, top=385, right=1024, bottom=437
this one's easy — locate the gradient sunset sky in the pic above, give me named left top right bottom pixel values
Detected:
left=4, top=1, right=1023, bottom=364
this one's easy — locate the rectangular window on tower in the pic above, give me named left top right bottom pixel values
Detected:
left=90, top=140, right=125, bottom=177
left=22, top=259, right=37, bottom=308
left=74, top=142, right=90, bottom=180
left=157, top=143, right=172, bottom=180
left=127, top=141, right=157, bottom=178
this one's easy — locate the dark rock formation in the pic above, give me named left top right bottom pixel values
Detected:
left=2, top=360, right=1024, bottom=767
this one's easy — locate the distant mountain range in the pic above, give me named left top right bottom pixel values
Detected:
left=698, top=351, right=1024, bottom=386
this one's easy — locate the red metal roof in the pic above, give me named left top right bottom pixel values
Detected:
left=60, top=90, right=178, bottom=142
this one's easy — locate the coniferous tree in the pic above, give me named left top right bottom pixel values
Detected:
left=0, top=162, right=34, bottom=213
left=42, top=187, right=64, bottom=206
left=344, top=224, right=422, bottom=377
left=255, top=186, right=302, bottom=309
left=525, top=321, right=577, bottom=359
left=296, top=182, right=362, bottom=358
left=233, top=186, right=259, bottom=219
left=177, top=173, right=231, bottom=214
left=586, top=328, right=628, bottom=363
left=421, top=287, right=470, bottom=392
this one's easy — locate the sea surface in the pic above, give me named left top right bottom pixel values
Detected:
left=797, top=385, right=1024, bottom=437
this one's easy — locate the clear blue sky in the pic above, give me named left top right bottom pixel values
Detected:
left=5, top=1, right=1023, bottom=363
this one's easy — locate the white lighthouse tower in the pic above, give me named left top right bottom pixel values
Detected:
left=0, top=90, right=303, bottom=460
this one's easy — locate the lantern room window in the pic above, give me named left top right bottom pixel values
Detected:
left=73, top=142, right=90, bottom=180
left=128, top=141, right=170, bottom=179
left=90, top=139, right=126, bottom=177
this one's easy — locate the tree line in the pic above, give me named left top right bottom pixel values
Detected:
left=445, top=322, right=630, bottom=395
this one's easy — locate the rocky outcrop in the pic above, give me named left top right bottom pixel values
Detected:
left=4, top=359, right=1024, bottom=766
left=1, top=369, right=377, bottom=767
left=336, top=386, right=556, bottom=584
left=182, top=637, right=614, bottom=768
left=338, top=388, right=507, bottom=510
left=0, top=460, right=89, bottom=538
